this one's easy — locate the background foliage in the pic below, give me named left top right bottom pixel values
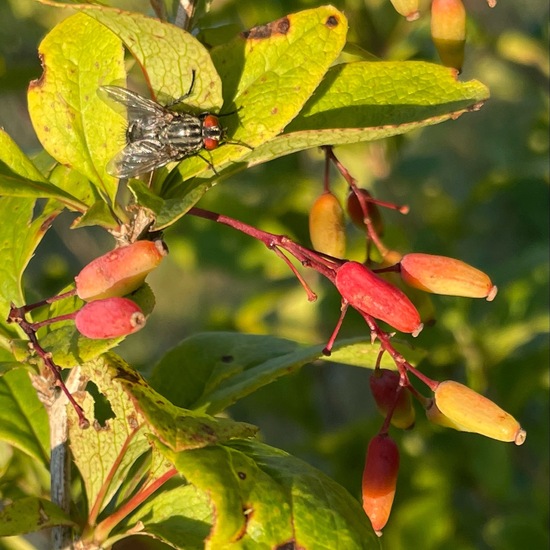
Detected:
left=0, top=0, right=548, bottom=549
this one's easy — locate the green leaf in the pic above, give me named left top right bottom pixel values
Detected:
left=27, top=13, right=125, bottom=204
left=114, top=481, right=211, bottom=550
left=0, top=197, right=60, bottom=338
left=128, top=178, right=214, bottom=231
left=0, top=497, right=75, bottom=536
left=210, top=6, right=348, bottom=147
left=0, top=368, right=49, bottom=467
left=0, top=129, right=46, bottom=182
left=149, top=333, right=422, bottom=415
left=0, top=129, right=89, bottom=211
left=114, top=356, right=258, bottom=451
left=158, top=439, right=377, bottom=549
left=247, top=60, right=490, bottom=166
left=36, top=325, right=127, bottom=370
left=81, top=8, right=222, bottom=111
left=71, top=200, right=122, bottom=229
left=69, top=355, right=256, bottom=519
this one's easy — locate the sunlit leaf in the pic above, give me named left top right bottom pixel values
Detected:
left=27, top=13, right=125, bottom=204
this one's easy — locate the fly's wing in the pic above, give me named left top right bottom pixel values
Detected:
left=98, top=86, right=165, bottom=122
left=106, top=139, right=181, bottom=178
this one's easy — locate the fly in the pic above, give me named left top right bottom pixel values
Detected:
left=100, top=73, right=225, bottom=178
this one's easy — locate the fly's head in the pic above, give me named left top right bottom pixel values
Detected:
left=201, top=114, right=224, bottom=151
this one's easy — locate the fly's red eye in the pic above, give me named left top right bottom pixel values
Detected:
left=203, top=115, right=220, bottom=128
left=203, top=138, right=220, bottom=150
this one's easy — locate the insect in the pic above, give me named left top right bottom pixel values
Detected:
left=100, top=75, right=225, bottom=178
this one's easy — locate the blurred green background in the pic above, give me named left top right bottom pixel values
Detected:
left=1, top=0, right=548, bottom=549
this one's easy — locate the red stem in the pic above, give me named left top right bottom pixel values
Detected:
left=7, top=303, right=89, bottom=428
left=93, top=467, right=178, bottom=544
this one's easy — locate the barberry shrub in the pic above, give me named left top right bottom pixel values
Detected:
left=0, top=1, right=547, bottom=549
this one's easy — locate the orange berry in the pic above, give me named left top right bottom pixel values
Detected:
left=75, top=240, right=167, bottom=302
left=335, top=261, right=423, bottom=335
left=370, top=369, right=416, bottom=429
left=399, top=253, right=497, bottom=300
left=75, top=297, right=146, bottom=339
left=309, top=192, right=346, bottom=258
left=362, top=434, right=400, bottom=535
left=434, top=380, right=526, bottom=444
left=431, top=0, right=467, bottom=71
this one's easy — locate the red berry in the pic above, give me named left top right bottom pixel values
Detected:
left=346, top=189, right=384, bottom=236
left=335, top=261, right=423, bottom=335
left=75, top=297, right=146, bottom=339
left=370, top=369, right=416, bottom=429
left=362, top=434, right=400, bottom=535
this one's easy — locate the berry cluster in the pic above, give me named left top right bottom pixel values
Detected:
left=305, top=146, right=525, bottom=534
left=7, top=145, right=523, bottom=535
left=7, top=239, right=167, bottom=427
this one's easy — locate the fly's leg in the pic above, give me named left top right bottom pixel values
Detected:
left=165, top=70, right=197, bottom=108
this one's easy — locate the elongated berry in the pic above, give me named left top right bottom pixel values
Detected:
left=434, top=380, right=526, bottom=445
left=75, top=240, right=167, bottom=302
left=309, top=192, right=346, bottom=258
left=362, top=434, right=400, bottom=536
left=370, top=369, right=416, bottom=429
left=335, top=261, right=423, bottom=335
left=346, top=189, right=384, bottom=236
left=390, top=0, right=420, bottom=21
left=75, top=297, right=146, bottom=339
left=400, top=253, right=497, bottom=301
left=425, top=397, right=468, bottom=431
left=431, top=0, right=467, bottom=71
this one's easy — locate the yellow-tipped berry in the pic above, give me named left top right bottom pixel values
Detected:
left=434, top=380, right=526, bottom=445
left=335, top=261, right=423, bottom=335
left=431, top=0, right=467, bottom=71
left=75, top=240, right=167, bottom=302
left=362, top=434, right=400, bottom=536
left=390, top=0, right=420, bottom=21
left=75, top=297, right=146, bottom=339
left=400, top=253, right=497, bottom=301
left=370, top=369, right=416, bottom=429
left=309, top=191, right=346, bottom=258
